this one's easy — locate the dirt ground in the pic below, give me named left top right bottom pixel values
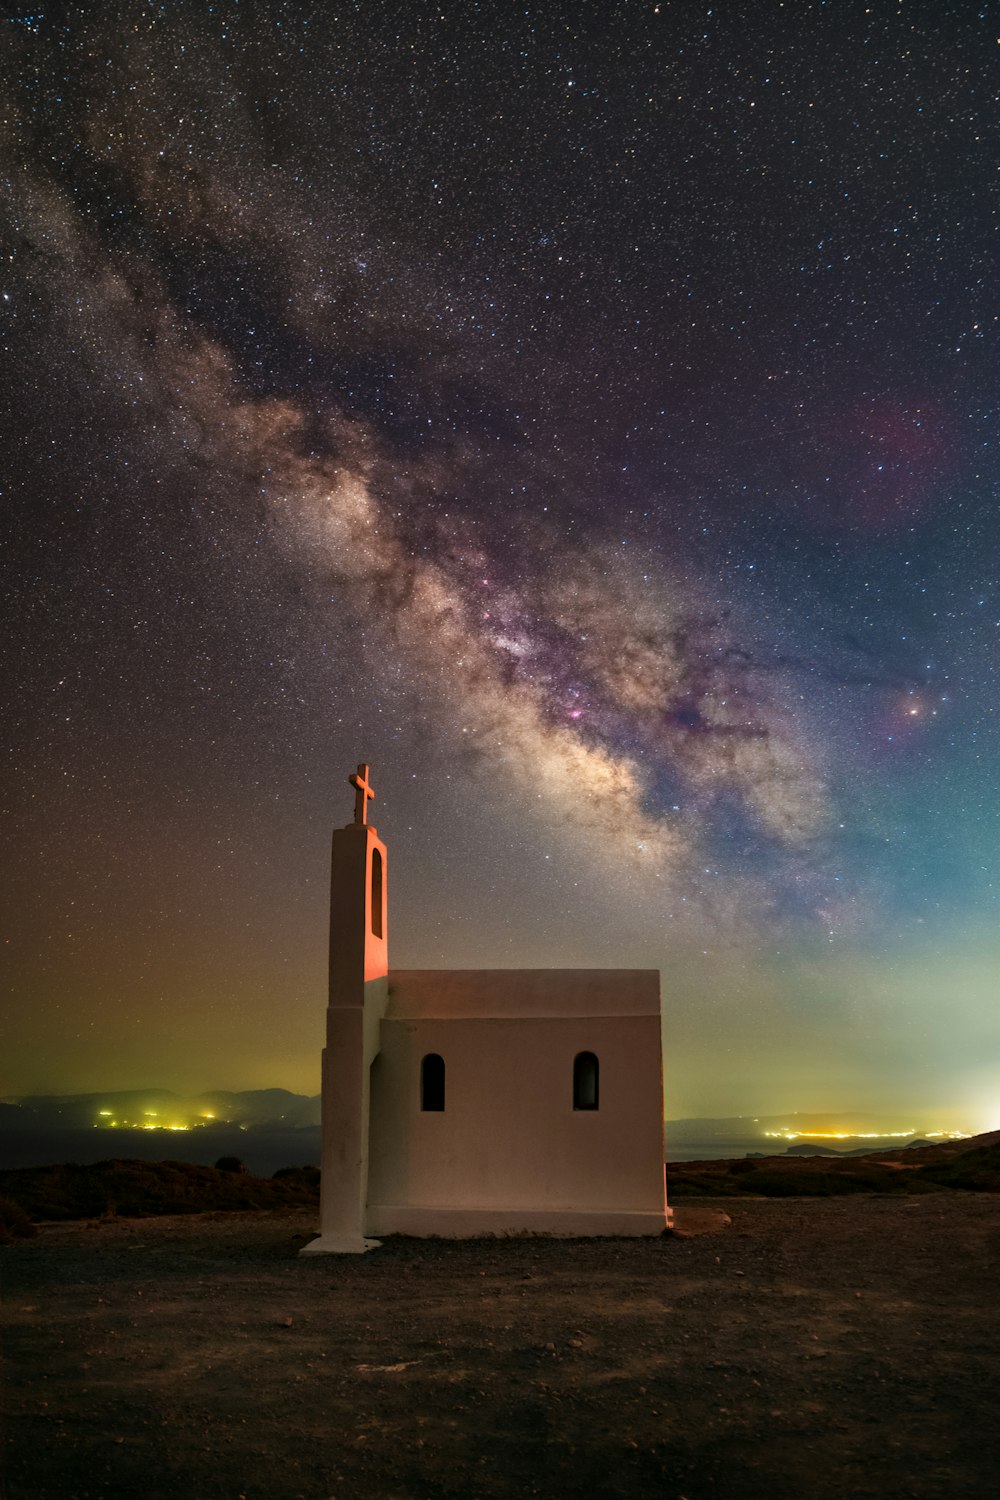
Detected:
left=2, top=1196, right=998, bottom=1500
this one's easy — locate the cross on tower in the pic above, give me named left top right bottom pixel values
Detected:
left=349, top=763, right=375, bottom=826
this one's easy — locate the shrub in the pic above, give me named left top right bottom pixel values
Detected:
left=743, top=1170, right=874, bottom=1197
left=272, top=1166, right=320, bottom=1187
left=666, top=1171, right=747, bottom=1198
left=0, top=1193, right=37, bottom=1243
left=919, top=1143, right=1000, bottom=1192
left=0, top=1159, right=320, bottom=1222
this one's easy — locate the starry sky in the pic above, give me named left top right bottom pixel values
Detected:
left=2, top=0, right=998, bottom=1127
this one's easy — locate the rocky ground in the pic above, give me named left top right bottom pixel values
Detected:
left=2, top=1195, right=999, bottom=1499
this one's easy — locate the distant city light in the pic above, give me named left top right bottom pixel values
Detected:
left=762, top=1128, right=968, bottom=1143
left=94, top=1115, right=195, bottom=1132
left=763, top=1129, right=920, bottom=1141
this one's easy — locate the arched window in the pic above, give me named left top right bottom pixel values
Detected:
left=421, top=1053, right=445, bottom=1112
left=370, top=847, right=383, bottom=938
left=573, top=1051, right=599, bottom=1111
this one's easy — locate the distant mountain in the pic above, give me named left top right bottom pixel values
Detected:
left=192, top=1091, right=321, bottom=1128
left=0, top=1102, right=36, bottom=1133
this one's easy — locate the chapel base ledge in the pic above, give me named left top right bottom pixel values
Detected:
left=365, top=1205, right=672, bottom=1238
left=299, top=1233, right=383, bottom=1256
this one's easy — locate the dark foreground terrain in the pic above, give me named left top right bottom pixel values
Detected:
left=2, top=1196, right=998, bottom=1499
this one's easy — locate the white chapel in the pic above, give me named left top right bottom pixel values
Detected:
left=302, top=764, right=670, bottom=1254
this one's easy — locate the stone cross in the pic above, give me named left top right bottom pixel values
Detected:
left=349, top=763, right=375, bottom=826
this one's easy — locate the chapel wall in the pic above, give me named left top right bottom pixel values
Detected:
left=366, top=1013, right=664, bottom=1213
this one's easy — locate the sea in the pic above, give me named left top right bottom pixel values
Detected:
left=666, top=1140, right=774, bottom=1162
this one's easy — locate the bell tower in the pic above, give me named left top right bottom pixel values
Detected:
left=328, top=763, right=388, bottom=1002
left=302, top=763, right=388, bottom=1254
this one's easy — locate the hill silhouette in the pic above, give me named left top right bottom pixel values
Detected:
left=0, top=1160, right=319, bottom=1235
left=666, top=1130, right=1000, bottom=1197
left=1, top=1131, right=998, bottom=1232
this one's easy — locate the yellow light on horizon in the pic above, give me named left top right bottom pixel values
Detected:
left=796, top=1130, right=918, bottom=1140
left=762, top=1127, right=935, bottom=1143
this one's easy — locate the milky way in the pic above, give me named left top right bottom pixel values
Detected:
left=3, top=3, right=998, bottom=1118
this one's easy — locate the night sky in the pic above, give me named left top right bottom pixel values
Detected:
left=3, top=1, right=998, bottom=1127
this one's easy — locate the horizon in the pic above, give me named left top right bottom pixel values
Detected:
left=1, top=1086, right=980, bottom=1138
